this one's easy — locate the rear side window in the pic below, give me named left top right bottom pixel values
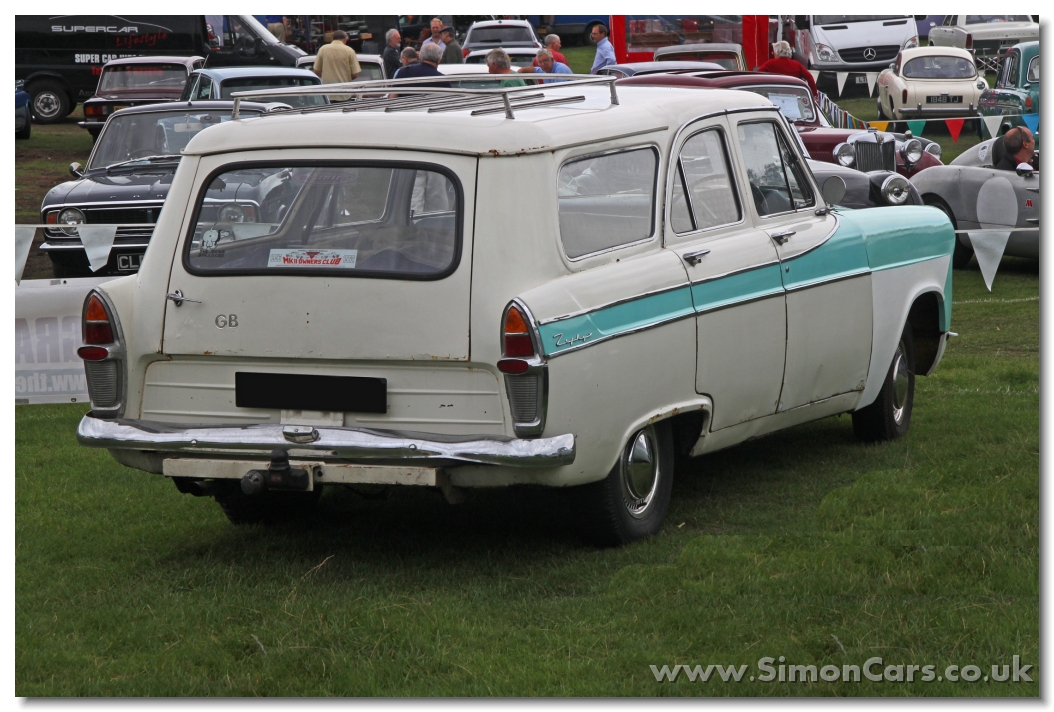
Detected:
left=185, top=163, right=461, bottom=279
left=194, top=76, right=213, bottom=100
left=557, top=147, right=658, bottom=259
left=670, top=129, right=741, bottom=234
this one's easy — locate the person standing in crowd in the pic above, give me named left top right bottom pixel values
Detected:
left=313, top=30, right=361, bottom=100
left=533, top=35, right=568, bottom=68
left=518, top=49, right=572, bottom=82
left=382, top=28, right=403, bottom=78
left=756, top=41, right=818, bottom=97
left=259, top=15, right=288, bottom=42
left=993, top=126, right=1035, bottom=170
left=440, top=26, right=463, bottom=64
left=393, top=47, right=419, bottom=77
left=393, top=43, right=450, bottom=86
left=421, top=18, right=446, bottom=51
left=590, top=24, right=616, bottom=73
left=486, top=48, right=526, bottom=87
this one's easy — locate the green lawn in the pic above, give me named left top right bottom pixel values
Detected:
left=16, top=262, right=1038, bottom=696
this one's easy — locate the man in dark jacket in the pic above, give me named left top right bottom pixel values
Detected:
left=993, top=127, right=1035, bottom=171
left=440, top=26, right=463, bottom=64
left=382, top=28, right=402, bottom=78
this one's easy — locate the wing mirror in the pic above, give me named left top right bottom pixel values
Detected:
left=821, top=175, right=846, bottom=206
left=1016, top=162, right=1034, bottom=178
left=68, top=162, right=83, bottom=178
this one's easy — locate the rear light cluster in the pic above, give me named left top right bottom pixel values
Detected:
left=83, top=104, right=114, bottom=120
left=498, top=301, right=548, bottom=438
left=77, top=291, right=124, bottom=414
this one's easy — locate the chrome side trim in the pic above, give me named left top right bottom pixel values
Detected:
left=77, top=416, right=577, bottom=468
left=690, top=260, right=780, bottom=287
left=536, top=282, right=688, bottom=326
left=783, top=268, right=871, bottom=292
left=695, top=289, right=784, bottom=315
left=546, top=309, right=696, bottom=359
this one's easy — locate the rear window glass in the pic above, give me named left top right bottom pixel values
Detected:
left=558, top=147, right=657, bottom=259
left=185, top=164, right=461, bottom=279
left=466, top=27, right=535, bottom=45
left=89, top=110, right=238, bottom=169
left=903, top=55, right=976, bottom=79
left=99, top=65, right=188, bottom=93
left=219, top=77, right=326, bottom=107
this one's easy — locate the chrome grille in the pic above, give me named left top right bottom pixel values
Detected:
left=505, top=375, right=540, bottom=424
left=44, top=205, right=160, bottom=243
left=839, top=45, right=900, bottom=63
left=854, top=140, right=896, bottom=172
left=85, top=360, right=119, bottom=408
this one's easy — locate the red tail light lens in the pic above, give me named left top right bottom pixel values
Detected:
left=463, top=48, right=470, bottom=57
left=965, top=33, right=973, bottom=49
left=902, top=89, right=908, bottom=103
left=1025, top=96, right=1032, bottom=108
left=77, top=346, right=109, bottom=361
left=497, top=359, right=530, bottom=374
left=84, top=294, right=114, bottom=344
left=503, top=305, right=535, bottom=357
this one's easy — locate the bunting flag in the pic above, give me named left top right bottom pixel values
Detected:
left=835, top=72, right=848, bottom=97
left=15, top=227, right=36, bottom=285
left=869, top=121, right=889, bottom=132
left=809, top=70, right=820, bottom=83
left=945, top=118, right=965, bottom=142
left=970, top=175, right=1019, bottom=291
left=906, top=120, right=926, bottom=136
left=77, top=225, right=119, bottom=272
left=1022, top=113, right=1039, bottom=133
left=865, top=72, right=878, bottom=97
left=982, top=115, right=1005, bottom=139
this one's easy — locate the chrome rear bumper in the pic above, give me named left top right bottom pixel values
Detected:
left=77, top=415, right=576, bottom=468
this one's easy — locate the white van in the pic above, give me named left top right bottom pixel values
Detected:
left=793, top=15, right=919, bottom=72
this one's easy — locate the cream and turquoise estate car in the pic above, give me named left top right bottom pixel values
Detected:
left=75, top=76, right=955, bottom=545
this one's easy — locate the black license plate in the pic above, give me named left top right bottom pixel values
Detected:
left=927, top=95, right=962, bottom=103
left=235, top=372, right=387, bottom=413
left=117, top=254, right=142, bottom=272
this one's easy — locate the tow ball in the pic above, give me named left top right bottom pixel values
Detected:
left=241, top=449, right=310, bottom=495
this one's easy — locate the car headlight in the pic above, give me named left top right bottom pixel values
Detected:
left=924, top=142, right=942, bottom=160
left=977, top=79, right=987, bottom=90
left=58, top=207, right=85, bottom=236
left=815, top=44, right=838, bottom=62
left=218, top=204, right=249, bottom=223
left=903, top=36, right=919, bottom=50
left=881, top=174, right=911, bottom=205
left=901, top=138, right=923, bottom=166
left=834, top=142, right=855, bottom=167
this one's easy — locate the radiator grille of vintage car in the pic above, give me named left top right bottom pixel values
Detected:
left=840, top=45, right=900, bottom=63
left=44, top=204, right=161, bottom=244
left=854, top=140, right=897, bottom=172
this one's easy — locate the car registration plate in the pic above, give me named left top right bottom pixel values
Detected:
left=113, top=105, right=130, bottom=111
left=927, top=95, right=962, bottom=103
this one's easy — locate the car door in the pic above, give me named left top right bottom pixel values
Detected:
left=665, top=116, right=787, bottom=430
left=727, top=113, right=873, bottom=412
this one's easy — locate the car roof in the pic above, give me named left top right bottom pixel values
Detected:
left=437, top=64, right=491, bottom=75
left=621, top=71, right=812, bottom=90
left=103, top=56, right=203, bottom=68
left=107, top=100, right=286, bottom=118
left=297, top=54, right=382, bottom=63
left=467, top=19, right=533, bottom=29
left=183, top=85, right=774, bottom=158
left=193, top=67, right=320, bottom=80
left=654, top=43, right=743, bottom=56
left=608, top=61, right=726, bottom=73
left=899, top=46, right=975, bottom=60
left=466, top=48, right=539, bottom=58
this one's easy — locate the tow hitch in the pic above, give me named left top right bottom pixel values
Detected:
left=241, top=449, right=311, bottom=495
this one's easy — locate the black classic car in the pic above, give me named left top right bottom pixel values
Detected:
left=40, top=100, right=286, bottom=277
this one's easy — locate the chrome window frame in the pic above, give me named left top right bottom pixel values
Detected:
left=732, top=117, right=818, bottom=220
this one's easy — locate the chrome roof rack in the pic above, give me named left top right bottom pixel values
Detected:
left=229, top=73, right=619, bottom=120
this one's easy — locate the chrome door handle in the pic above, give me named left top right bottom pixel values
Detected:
left=768, top=230, right=796, bottom=245
left=683, top=249, right=710, bottom=266
left=166, top=289, right=201, bottom=307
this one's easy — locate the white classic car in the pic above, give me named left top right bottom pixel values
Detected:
left=876, top=47, right=987, bottom=120
left=75, top=76, right=955, bottom=545
left=927, top=15, right=1038, bottom=71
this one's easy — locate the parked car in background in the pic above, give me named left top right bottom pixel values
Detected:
left=15, top=15, right=305, bottom=123
left=399, top=15, right=494, bottom=47
left=15, top=80, right=31, bottom=139
left=462, top=19, right=542, bottom=56
left=179, top=67, right=325, bottom=108
left=653, top=43, right=746, bottom=70
left=927, top=15, right=1038, bottom=71
left=914, top=15, right=945, bottom=42
left=913, top=135, right=1040, bottom=268
left=525, top=15, right=609, bottom=45
left=595, top=61, right=724, bottom=78
left=39, top=101, right=287, bottom=277
left=296, top=53, right=387, bottom=81
left=792, top=15, right=919, bottom=72
left=979, top=41, right=1039, bottom=136
left=876, top=47, right=986, bottom=120
left=74, top=78, right=954, bottom=545
left=465, top=48, right=540, bottom=68
left=621, top=72, right=943, bottom=177
left=79, top=56, right=204, bottom=141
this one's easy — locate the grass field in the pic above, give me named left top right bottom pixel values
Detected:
left=16, top=260, right=1038, bottom=696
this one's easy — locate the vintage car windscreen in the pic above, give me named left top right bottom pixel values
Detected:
left=737, top=122, right=814, bottom=216
left=1026, top=56, right=1039, bottom=83
left=185, top=165, right=460, bottom=278
left=558, top=147, right=657, bottom=259
left=98, top=65, right=189, bottom=92
left=740, top=85, right=816, bottom=123
left=89, top=111, right=239, bottom=169
left=219, top=78, right=325, bottom=107
left=671, top=129, right=741, bottom=234
left=903, top=56, right=976, bottom=79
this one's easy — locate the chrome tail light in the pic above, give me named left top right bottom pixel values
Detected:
left=77, top=290, right=125, bottom=416
left=497, top=300, right=548, bottom=438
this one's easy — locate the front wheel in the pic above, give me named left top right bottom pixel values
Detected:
left=29, top=81, right=70, bottom=124
left=576, top=422, right=674, bottom=546
left=852, top=323, right=915, bottom=442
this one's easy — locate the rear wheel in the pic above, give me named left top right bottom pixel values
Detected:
left=576, top=422, right=674, bottom=546
left=29, top=81, right=70, bottom=124
left=214, top=482, right=322, bottom=525
left=852, top=323, right=914, bottom=442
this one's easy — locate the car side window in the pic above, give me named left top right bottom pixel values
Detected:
left=1006, top=53, right=1020, bottom=88
left=1026, top=56, right=1039, bottom=84
left=558, top=147, right=658, bottom=259
left=181, top=76, right=198, bottom=102
left=194, top=76, right=213, bottom=100
left=736, top=121, right=814, bottom=217
left=670, top=129, right=740, bottom=234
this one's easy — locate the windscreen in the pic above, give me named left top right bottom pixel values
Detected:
left=740, top=85, right=817, bottom=122
left=98, top=65, right=189, bottom=93
left=467, top=27, right=535, bottom=45
left=89, top=110, right=237, bottom=169
left=219, top=77, right=326, bottom=107
left=185, top=165, right=461, bottom=278
left=814, top=15, right=909, bottom=24
left=903, top=55, right=976, bottom=79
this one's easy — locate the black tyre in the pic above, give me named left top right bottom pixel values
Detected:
left=852, top=323, right=915, bottom=442
left=214, top=482, right=322, bottom=525
left=576, top=422, right=675, bottom=546
left=16, top=117, right=31, bottom=140
left=29, top=81, right=70, bottom=124
left=924, top=196, right=972, bottom=269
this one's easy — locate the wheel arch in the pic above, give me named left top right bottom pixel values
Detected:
left=618, top=397, right=713, bottom=468
left=906, top=290, right=944, bottom=376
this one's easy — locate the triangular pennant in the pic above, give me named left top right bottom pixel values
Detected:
left=870, top=121, right=889, bottom=132
left=15, top=227, right=36, bottom=285
left=809, top=70, right=820, bottom=83
left=77, top=225, right=118, bottom=272
left=906, top=120, right=926, bottom=136
left=945, top=118, right=965, bottom=142
left=835, top=72, right=848, bottom=97
left=968, top=231, right=1012, bottom=291
left=982, top=115, right=1004, bottom=139
left=1022, top=113, right=1039, bottom=133
left=865, top=72, right=878, bottom=96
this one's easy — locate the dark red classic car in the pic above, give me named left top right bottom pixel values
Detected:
left=619, top=71, right=943, bottom=178
left=79, top=56, right=204, bottom=141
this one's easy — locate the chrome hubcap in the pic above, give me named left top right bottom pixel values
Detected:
left=33, top=92, right=60, bottom=118
left=620, top=427, right=659, bottom=518
left=891, top=339, right=910, bottom=424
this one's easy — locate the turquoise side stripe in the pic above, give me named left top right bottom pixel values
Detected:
left=691, top=263, right=784, bottom=312
left=781, top=220, right=870, bottom=290
left=836, top=205, right=955, bottom=271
